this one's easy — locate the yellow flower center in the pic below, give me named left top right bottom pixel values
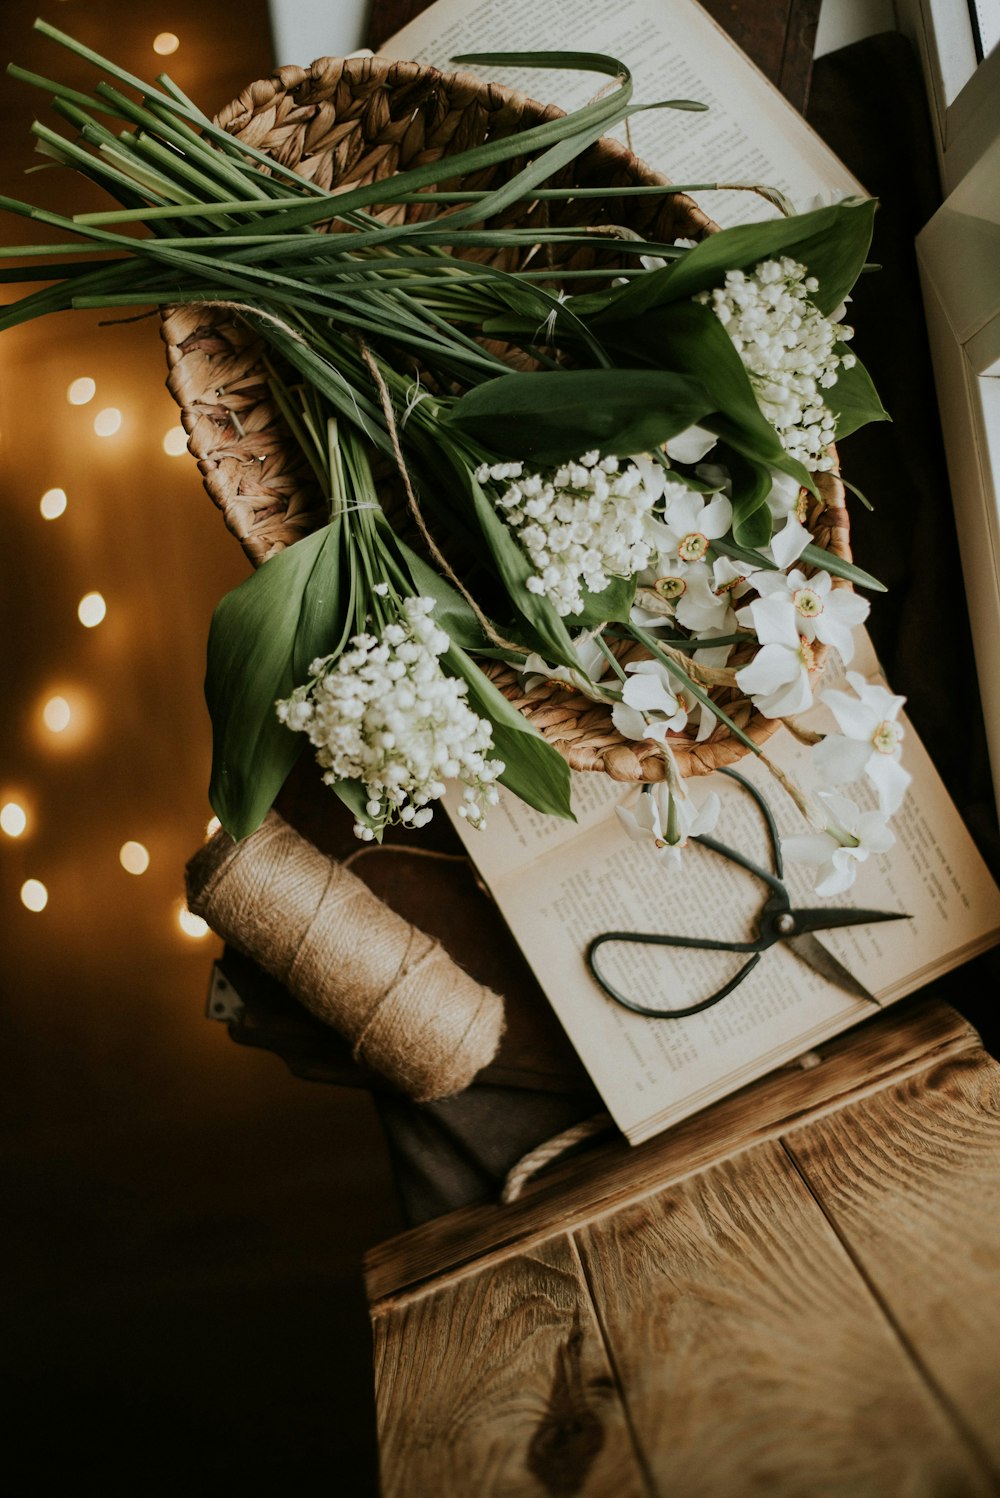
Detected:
left=793, top=586, right=823, bottom=618
left=677, top=531, right=709, bottom=563
left=798, top=635, right=819, bottom=672
left=654, top=575, right=686, bottom=600
left=871, top=719, right=901, bottom=755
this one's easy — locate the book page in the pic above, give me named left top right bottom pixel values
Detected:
left=448, top=631, right=1000, bottom=1141
left=379, top=0, right=865, bottom=226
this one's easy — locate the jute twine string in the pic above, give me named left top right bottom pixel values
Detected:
left=501, top=1112, right=615, bottom=1203
left=185, top=810, right=505, bottom=1101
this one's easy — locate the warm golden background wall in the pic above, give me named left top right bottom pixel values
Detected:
left=0, top=5, right=398, bottom=1492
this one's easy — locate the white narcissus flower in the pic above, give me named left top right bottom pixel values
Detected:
left=734, top=595, right=820, bottom=717
left=782, top=791, right=895, bottom=895
left=616, top=782, right=722, bottom=868
left=611, top=659, right=689, bottom=744
left=649, top=489, right=734, bottom=571
left=675, top=555, right=757, bottom=635
left=814, top=672, right=911, bottom=814
left=739, top=568, right=870, bottom=663
left=664, top=424, right=718, bottom=466
left=768, top=513, right=814, bottom=570
left=521, top=634, right=610, bottom=699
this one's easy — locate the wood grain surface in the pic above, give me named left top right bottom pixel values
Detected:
left=576, top=1141, right=992, bottom=1495
left=786, top=1048, right=1000, bottom=1476
left=372, top=1234, right=650, bottom=1497
left=366, top=999, right=978, bottom=1305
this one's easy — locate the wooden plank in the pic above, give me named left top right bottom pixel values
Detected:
left=366, top=998, right=978, bottom=1305
left=575, top=1140, right=993, bottom=1495
left=371, top=1233, right=651, bottom=1498
left=784, top=1047, right=1000, bottom=1475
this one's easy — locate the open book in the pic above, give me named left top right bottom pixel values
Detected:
left=380, top=0, right=1000, bottom=1140
left=445, top=631, right=1000, bottom=1142
left=379, top=0, right=866, bottom=224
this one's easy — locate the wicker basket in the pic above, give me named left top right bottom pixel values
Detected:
left=161, top=55, right=852, bottom=784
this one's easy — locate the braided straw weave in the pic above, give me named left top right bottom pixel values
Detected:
left=161, top=55, right=852, bottom=784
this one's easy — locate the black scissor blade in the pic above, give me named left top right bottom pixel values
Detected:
left=790, top=907, right=910, bottom=935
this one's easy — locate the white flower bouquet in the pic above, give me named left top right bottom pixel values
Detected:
left=0, top=26, right=904, bottom=890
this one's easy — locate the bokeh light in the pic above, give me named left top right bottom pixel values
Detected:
left=1, top=802, right=28, bottom=838
left=77, top=591, right=107, bottom=628
left=20, top=879, right=48, bottom=913
left=93, top=407, right=122, bottom=437
left=40, top=488, right=67, bottom=520
left=119, top=840, right=151, bottom=876
left=162, top=425, right=188, bottom=456
left=177, top=904, right=209, bottom=939
left=153, top=32, right=180, bottom=55
left=42, top=696, right=72, bottom=734
left=67, top=377, right=96, bottom=405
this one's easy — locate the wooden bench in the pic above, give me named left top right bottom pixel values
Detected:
left=366, top=997, right=1000, bottom=1495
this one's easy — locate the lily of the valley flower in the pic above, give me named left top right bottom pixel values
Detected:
left=782, top=790, right=895, bottom=895
left=611, top=659, right=689, bottom=743
left=734, top=595, right=819, bottom=717
left=739, top=569, right=870, bottom=663
left=814, top=672, right=911, bottom=813
left=616, top=781, right=722, bottom=868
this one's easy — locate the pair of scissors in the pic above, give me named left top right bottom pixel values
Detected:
left=587, top=768, right=908, bottom=1019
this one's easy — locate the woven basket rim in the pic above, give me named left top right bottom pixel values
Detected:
left=162, top=53, right=851, bottom=784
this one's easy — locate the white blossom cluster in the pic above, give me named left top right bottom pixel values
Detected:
left=695, top=257, right=856, bottom=471
left=477, top=451, right=665, bottom=617
left=276, top=596, right=504, bottom=838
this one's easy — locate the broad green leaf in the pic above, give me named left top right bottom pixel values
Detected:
left=292, top=515, right=351, bottom=678
left=604, top=301, right=816, bottom=494
left=584, top=200, right=877, bottom=321
left=724, top=448, right=774, bottom=549
left=447, top=644, right=575, bottom=820
left=445, top=368, right=713, bottom=462
left=205, top=524, right=342, bottom=840
left=828, top=348, right=891, bottom=439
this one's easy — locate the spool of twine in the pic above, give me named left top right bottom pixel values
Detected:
left=185, top=810, right=505, bottom=1101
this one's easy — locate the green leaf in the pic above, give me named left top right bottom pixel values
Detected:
left=828, top=348, right=891, bottom=439
left=605, top=301, right=816, bottom=495
left=447, top=644, right=575, bottom=820
left=724, top=449, right=774, bottom=549
left=445, top=368, right=713, bottom=462
left=462, top=465, right=580, bottom=670
left=565, top=573, right=636, bottom=628
left=586, top=199, right=878, bottom=321
left=387, top=531, right=489, bottom=653
left=205, top=524, right=344, bottom=840
left=291, top=516, right=351, bottom=678
left=798, top=544, right=887, bottom=592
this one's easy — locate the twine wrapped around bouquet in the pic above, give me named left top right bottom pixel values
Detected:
left=162, top=54, right=853, bottom=784
left=186, top=811, right=505, bottom=1100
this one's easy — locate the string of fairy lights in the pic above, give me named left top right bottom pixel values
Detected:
left=3, top=25, right=215, bottom=941
left=3, top=363, right=214, bottom=938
